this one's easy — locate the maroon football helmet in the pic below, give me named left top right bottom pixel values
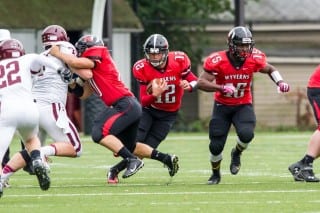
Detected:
left=0, top=39, right=25, bottom=60
left=41, top=25, right=69, bottom=47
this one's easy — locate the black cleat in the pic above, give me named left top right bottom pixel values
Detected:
left=207, top=170, right=221, bottom=185
left=230, top=148, right=241, bottom=175
left=165, top=154, right=179, bottom=177
left=122, top=158, right=144, bottom=178
left=107, top=168, right=119, bottom=184
left=298, top=167, right=320, bottom=182
left=288, top=161, right=304, bottom=181
left=32, top=159, right=50, bottom=190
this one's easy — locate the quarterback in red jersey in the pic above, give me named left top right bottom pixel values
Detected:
left=49, top=35, right=144, bottom=180
left=106, top=34, right=198, bottom=183
left=288, top=65, right=320, bottom=182
left=197, top=26, right=290, bottom=184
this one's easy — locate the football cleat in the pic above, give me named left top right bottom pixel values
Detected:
left=107, top=168, right=119, bottom=184
left=230, top=148, right=241, bottom=175
left=3, top=180, right=10, bottom=188
left=122, top=158, right=144, bottom=178
left=207, top=170, right=221, bottom=185
left=288, top=161, right=304, bottom=181
left=32, top=158, right=51, bottom=190
left=298, top=167, right=320, bottom=182
left=164, top=154, right=179, bottom=177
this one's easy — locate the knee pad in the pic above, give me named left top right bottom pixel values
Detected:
left=91, top=127, right=103, bottom=144
left=237, top=127, right=254, bottom=143
left=209, top=136, right=225, bottom=156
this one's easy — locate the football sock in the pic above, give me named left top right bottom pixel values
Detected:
left=1, top=165, right=15, bottom=183
left=111, top=158, right=128, bottom=172
left=40, top=145, right=56, bottom=157
left=211, top=160, right=221, bottom=170
left=117, top=147, right=136, bottom=159
left=30, top=150, right=41, bottom=161
left=301, top=154, right=315, bottom=166
left=151, top=150, right=167, bottom=163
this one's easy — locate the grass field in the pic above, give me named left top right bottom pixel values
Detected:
left=2, top=131, right=320, bottom=213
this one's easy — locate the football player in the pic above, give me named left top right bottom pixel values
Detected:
left=288, top=66, right=320, bottom=182
left=0, top=39, right=62, bottom=196
left=197, top=26, right=290, bottom=184
left=0, top=29, right=12, bottom=180
left=49, top=35, right=145, bottom=180
left=0, top=25, right=90, bottom=185
left=106, top=34, right=198, bottom=184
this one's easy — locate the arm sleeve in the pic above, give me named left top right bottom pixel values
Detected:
left=139, top=84, right=156, bottom=107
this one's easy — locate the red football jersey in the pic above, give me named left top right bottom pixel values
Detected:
left=203, top=48, right=267, bottom=105
left=308, top=65, right=320, bottom=88
left=82, top=46, right=133, bottom=106
left=133, top=51, right=196, bottom=112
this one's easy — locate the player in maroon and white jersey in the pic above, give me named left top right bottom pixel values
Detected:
left=197, top=26, right=290, bottom=184
left=49, top=35, right=145, bottom=180
left=105, top=34, right=198, bottom=183
left=289, top=65, right=320, bottom=182
left=0, top=39, right=58, bottom=195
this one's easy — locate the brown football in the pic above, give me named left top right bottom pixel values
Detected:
left=147, top=78, right=163, bottom=94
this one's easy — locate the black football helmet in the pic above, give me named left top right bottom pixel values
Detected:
left=41, top=25, right=69, bottom=47
left=143, top=34, right=169, bottom=68
left=0, top=39, right=25, bottom=60
left=227, top=26, right=254, bottom=61
left=75, top=35, right=104, bottom=56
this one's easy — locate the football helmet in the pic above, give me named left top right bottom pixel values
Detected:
left=227, top=26, right=254, bottom=61
left=41, top=25, right=69, bottom=47
left=143, top=34, right=169, bottom=68
left=0, top=39, right=25, bottom=60
left=75, top=35, right=104, bottom=56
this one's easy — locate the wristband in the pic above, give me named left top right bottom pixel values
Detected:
left=270, top=71, right=283, bottom=83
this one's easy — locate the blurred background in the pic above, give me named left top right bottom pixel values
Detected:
left=1, top=0, right=319, bottom=133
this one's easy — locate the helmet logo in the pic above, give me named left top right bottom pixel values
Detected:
left=149, top=48, right=160, bottom=54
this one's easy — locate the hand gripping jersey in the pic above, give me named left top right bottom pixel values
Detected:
left=82, top=46, right=133, bottom=106
left=133, top=51, right=197, bottom=112
left=203, top=48, right=267, bottom=105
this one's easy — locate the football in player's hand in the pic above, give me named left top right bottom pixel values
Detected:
left=147, top=78, right=164, bottom=94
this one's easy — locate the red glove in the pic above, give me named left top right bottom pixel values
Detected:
left=277, top=81, right=290, bottom=93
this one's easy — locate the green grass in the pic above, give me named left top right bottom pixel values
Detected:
left=2, top=131, right=320, bottom=213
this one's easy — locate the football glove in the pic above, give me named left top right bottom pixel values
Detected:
left=57, top=67, right=72, bottom=83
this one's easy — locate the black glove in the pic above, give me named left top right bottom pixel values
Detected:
left=57, top=68, right=72, bottom=83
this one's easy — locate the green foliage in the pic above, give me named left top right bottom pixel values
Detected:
left=126, top=0, right=231, bottom=66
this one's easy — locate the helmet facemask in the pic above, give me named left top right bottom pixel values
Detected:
left=229, top=39, right=254, bottom=61
left=144, top=48, right=168, bottom=68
